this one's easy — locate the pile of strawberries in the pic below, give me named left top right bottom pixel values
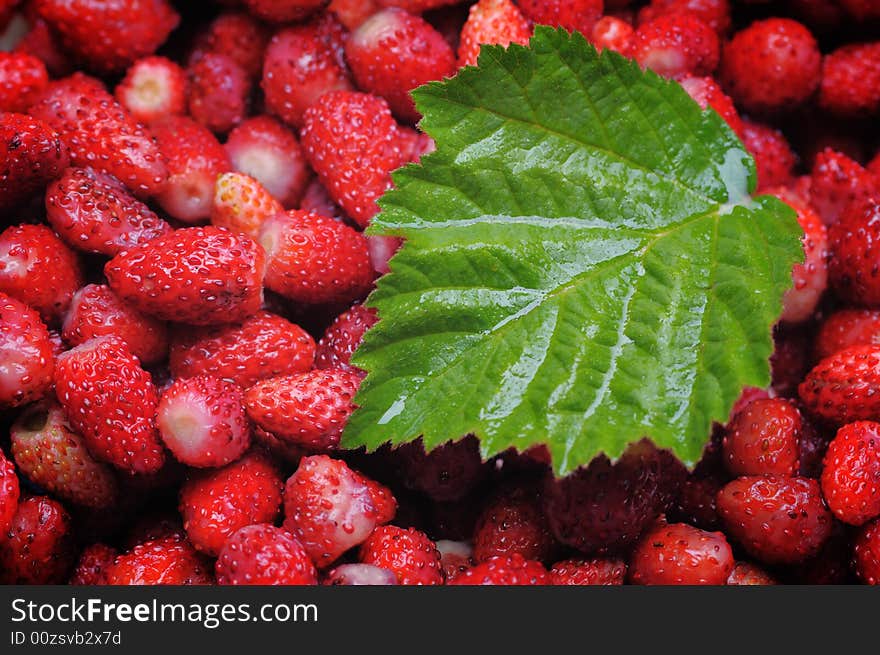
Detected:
left=1, top=0, right=880, bottom=586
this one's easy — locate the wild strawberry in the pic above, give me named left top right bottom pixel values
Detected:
left=800, top=345, right=880, bottom=424
left=211, top=172, right=282, bottom=239
left=33, top=0, right=178, bottom=74
left=629, top=522, right=734, bottom=585
left=549, top=558, right=627, bottom=585
left=0, top=293, right=54, bottom=408
left=719, top=18, right=820, bottom=114
left=262, top=20, right=353, bottom=129
left=378, top=0, right=463, bottom=10
left=300, top=179, right=348, bottom=222
left=457, top=0, right=532, bottom=69
left=726, top=561, right=776, bottom=585
left=828, top=198, right=880, bottom=306
left=671, top=474, right=722, bottom=530
left=629, top=14, right=719, bottom=80
left=810, top=148, right=878, bottom=226
left=55, top=336, right=164, bottom=474
left=680, top=75, right=743, bottom=137
left=838, top=0, right=880, bottom=19
left=105, top=226, right=264, bottom=326
left=115, top=56, right=187, bottom=125
left=449, top=553, right=549, bottom=585
left=396, top=435, right=486, bottom=502
left=169, top=311, right=315, bottom=389
left=0, top=223, right=83, bottom=323
left=69, top=543, right=118, bottom=585
left=190, top=12, right=269, bottom=81
left=46, top=168, right=171, bottom=257
left=187, top=52, right=250, bottom=135
left=0, top=495, right=74, bottom=584
left=473, top=489, right=557, bottom=563
left=283, top=455, right=397, bottom=567
left=819, top=43, right=880, bottom=117
left=436, top=540, right=474, bottom=581
left=798, top=420, right=830, bottom=478
left=367, top=235, right=404, bottom=276
left=330, top=0, right=380, bottom=30
left=245, top=369, right=361, bottom=451
left=814, top=309, right=880, bottom=360
left=717, top=475, right=832, bottom=564
left=723, top=398, right=801, bottom=477
left=637, top=0, right=731, bottom=35
left=14, top=17, right=73, bottom=78
left=105, top=534, right=212, bottom=585
left=259, top=210, right=374, bottom=305
left=359, top=525, right=444, bottom=585
left=345, top=8, right=456, bottom=122
left=739, top=120, right=797, bottom=191
left=29, top=73, right=168, bottom=196
left=0, top=112, right=69, bottom=210
left=590, top=17, right=633, bottom=55
left=62, top=284, right=168, bottom=366
left=151, top=116, right=231, bottom=222
left=224, top=116, right=311, bottom=208
left=0, top=448, right=20, bottom=535
left=854, top=518, right=880, bottom=584
left=324, top=563, right=398, bottom=585
left=820, top=421, right=880, bottom=526
left=301, top=91, right=406, bottom=226
left=0, top=51, right=47, bottom=112
left=216, top=523, right=318, bottom=586
left=243, top=0, right=327, bottom=22
left=157, top=376, right=251, bottom=469
left=316, top=304, right=379, bottom=373
left=517, top=0, right=603, bottom=35
left=180, top=452, right=283, bottom=556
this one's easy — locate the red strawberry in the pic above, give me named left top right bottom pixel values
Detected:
left=62, top=284, right=168, bottom=366
left=719, top=18, right=820, bottom=114
left=0, top=495, right=74, bottom=584
left=590, top=17, right=634, bottom=55
left=828, top=197, right=880, bottom=306
left=105, top=534, right=212, bottom=585
left=259, top=210, right=374, bottom=305
left=819, top=42, right=880, bottom=117
left=316, top=304, right=379, bottom=373
left=151, top=116, right=231, bottom=222
left=723, top=398, right=802, bottom=477
left=300, top=179, right=348, bottom=222
left=69, top=543, right=118, bottom=585
left=726, top=561, right=776, bottom=585
left=0, top=223, right=83, bottom=323
left=0, top=293, right=54, bottom=408
left=629, top=522, right=734, bottom=585
left=517, top=0, right=602, bottom=34
left=637, top=0, right=731, bottom=35
left=549, top=558, right=627, bottom=585
left=157, top=376, right=251, bottom=469
left=245, top=369, right=361, bottom=451
left=190, top=12, right=269, bottom=80
left=179, top=452, right=283, bottom=556
left=169, top=311, right=315, bottom=389
left=0, top=448, right=20, bottom=535
left=115, top=56, right=187, bottom=125
left=457, top=0, right=532, bottom=69
left=368, top=235, right=404, bottom=275
left=324, top=563, right=398, bottom=585
left=46, top=168, right=172, bottom=257
left=810, top=148, right=878, bottom=226
left=243, top=0, right=327, bottom=22
left=283, top=455, right=396, bottom=567
left=216, top=523, right=318, bottom=586
left=716, top=475, right=832, bottom=564
left=359, top=525, right=444, bottom=585
left=301, top=91, right=406, bottom=227
left=211, top=172, right=283, bottom=239
left=33, top=0, right=178, bottom=74
left=0, top=51, right=48, bottom=112
left=261, top=19, right=353, bottom=129
left=224, top=116, right=311, bottom=208
left=815, top=309, right=880, bottom=360
left=854, top=518, right=880, bottom=584
left=820, top=421, right=880, bottom=526
left=330, top=0, right=381, bottom=30
left=187, top=52, right=250, bottom=135
left=13, top=18, right=74, bottom=78
left=105, top=226, right=264, bottom=326
left=740, top=119, right=797, bottom=191
left=800, top=345, right=880, bottom=424
left=436, top=539, right=474, bottom=581
left=55, top=336, right=164, bottom=474
left=11, top=401, right=118, bottom=508
left=345, top=7, right=456, bottom=122
left=396, top=436, right=486, bottom=502
left=378, top=0, right=462, bottom=10
left=473, top=489, right=557, bottom=563
left=0, top=112, right=69, bottom=209
left=449, top=553, right=548, bottom=585
left=680, top=75, right=743, bottom=137
left=629, top=14, right=719, bottom=80
left=29, top=73, right=168, bottom=197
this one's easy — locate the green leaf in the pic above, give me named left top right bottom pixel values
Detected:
left=341, top=27, right=803, bottom=476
